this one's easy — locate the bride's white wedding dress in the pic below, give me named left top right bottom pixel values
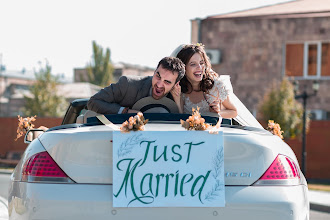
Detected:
left=182, top=75, right=232, bottom=116
left=182, top=94, right=210, bottom=115
left=181, top=74, right=262, bottom=128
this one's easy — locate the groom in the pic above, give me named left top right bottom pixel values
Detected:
left=87, top=56, right=185, bottom=114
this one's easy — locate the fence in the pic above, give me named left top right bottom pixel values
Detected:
left=286, top=120, right=330, bottom=182
left=0, top=117, right=62, bottom=157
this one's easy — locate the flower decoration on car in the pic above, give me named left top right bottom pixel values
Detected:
left=267, top=120, right=284, bottom=140
left=15, top=115, right=36, bottom=141
left=120, top=112, right=149, bottom=132
left=181, top=107, right=212, bottom=131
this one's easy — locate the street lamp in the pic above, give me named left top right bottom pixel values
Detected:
left=293, top=80, right=320, bottom=176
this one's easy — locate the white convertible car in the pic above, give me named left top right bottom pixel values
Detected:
left=8, top=98, right=309, bottom=220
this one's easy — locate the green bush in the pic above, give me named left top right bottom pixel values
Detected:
left=23, top=62, right=66, bottom=117
left=259, top=78, right=308, bottom=139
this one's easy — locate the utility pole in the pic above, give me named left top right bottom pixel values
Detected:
left=294, top=80, right=319, bottom=176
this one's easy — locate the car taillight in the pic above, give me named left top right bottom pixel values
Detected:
left=253, top=154, right=301, bottom=186
left=22, top=151, right=74, bottom=183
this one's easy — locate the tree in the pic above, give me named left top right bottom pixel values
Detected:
left=259, top=78, right=308, bottom=139
left=23, top=62, right=66, bottom=117
left=86, top=41, right=114, bottom=86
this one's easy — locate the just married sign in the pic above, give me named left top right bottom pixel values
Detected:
left=113, top=131, right=225, bottom=207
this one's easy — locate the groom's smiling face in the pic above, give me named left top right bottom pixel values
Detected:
left=151, top=65, right=178, bottom=100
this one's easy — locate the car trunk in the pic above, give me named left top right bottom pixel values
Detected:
left=38, top=123, right=296, bottom=186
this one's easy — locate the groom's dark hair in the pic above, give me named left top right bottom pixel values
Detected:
left=157, top=57, right=185, bottom=83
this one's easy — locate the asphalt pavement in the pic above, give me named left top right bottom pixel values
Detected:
left=0, top=170, right=10, bottom=220
left=0, top=196, right=8, bottom=220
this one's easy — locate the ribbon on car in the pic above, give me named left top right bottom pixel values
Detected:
left=96, top=115, right=120, bottom=130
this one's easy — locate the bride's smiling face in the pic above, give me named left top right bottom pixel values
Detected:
left=185, top=53, right=205, bottom=84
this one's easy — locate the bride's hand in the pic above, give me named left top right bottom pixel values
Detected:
left=209, top=101, right=220, bottom=113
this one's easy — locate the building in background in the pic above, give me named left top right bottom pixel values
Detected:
left=191, top=0, right=330, bottom=119
left=0, top=69, right=100, bottom=117
left=0, top=61, right=154, bottom=117
left=0, top=69, right=35, bottom=117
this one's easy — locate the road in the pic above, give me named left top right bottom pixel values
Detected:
left=0, top=173, right=330, bottom=219
left=0, top=173, right=10, bottom=199
left=0, top=173, right=10, bottom=220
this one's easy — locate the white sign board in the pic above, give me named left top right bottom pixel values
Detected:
left=113, top=131, right=224, bottom=207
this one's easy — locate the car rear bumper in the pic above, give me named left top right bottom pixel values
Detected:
left=8, top=182, right=309, bottom=220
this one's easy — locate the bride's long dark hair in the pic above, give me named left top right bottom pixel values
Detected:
left=176, top=44, right=217, bottom=94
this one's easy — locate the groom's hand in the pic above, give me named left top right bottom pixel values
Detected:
left=127, top=109, right=139, bottom=113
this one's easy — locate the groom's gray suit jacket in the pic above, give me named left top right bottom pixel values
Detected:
left=87, top=75, right=153, bottom=114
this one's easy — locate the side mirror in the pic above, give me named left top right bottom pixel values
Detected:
left=24, top=129, right=46, bottom=144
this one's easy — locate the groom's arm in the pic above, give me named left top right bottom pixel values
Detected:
left=87, top=76, right=129, bottom=114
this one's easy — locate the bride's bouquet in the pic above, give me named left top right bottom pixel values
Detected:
left=204, top=75, right=233, bottom=113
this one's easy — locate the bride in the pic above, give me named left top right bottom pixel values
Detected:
left=170, top=43, right=237, bottom=119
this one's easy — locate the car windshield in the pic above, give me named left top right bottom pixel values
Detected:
left=65, top=95, right=264, bottom=129
left=84, top=94, right=263, bottom=129
left=87, top=113, right=227, bottom=126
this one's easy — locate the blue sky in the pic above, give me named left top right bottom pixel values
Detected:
left=0, top=0, right=292, bottom=80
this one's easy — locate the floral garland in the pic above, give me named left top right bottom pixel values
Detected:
left=180, top=107, right=211, bottom=130
left=180, top=107, right=222, bottom=133
left=267, top=120, right=284, bottom=139
left=120, top=112, right=149, bottom=132
left=15, top=115, right=36, bottom=141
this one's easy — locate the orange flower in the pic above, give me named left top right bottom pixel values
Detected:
left=120, top=112, right=149, bottom=132
left=181, top=107, right=212, bottom=131
left=267, top=120, right=284, bottom=139
left=15, top=115, right=37, bottom=141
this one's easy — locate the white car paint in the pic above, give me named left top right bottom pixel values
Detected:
left=8, top=112, right=309, bottom=220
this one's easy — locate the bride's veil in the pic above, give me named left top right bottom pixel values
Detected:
left=230, top=93, right=263, bottom=129
left=170, top=44, right=186, bottom=57
left=220, top=75, right=263, bottom=129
